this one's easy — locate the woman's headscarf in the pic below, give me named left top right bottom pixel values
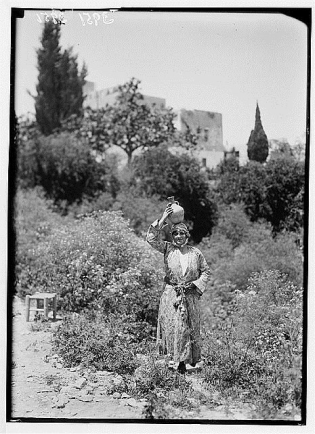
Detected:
left=170, top=222, right=189, bottom=236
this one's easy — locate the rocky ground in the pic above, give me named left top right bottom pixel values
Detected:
left=9, top=296, right=255, bottom=422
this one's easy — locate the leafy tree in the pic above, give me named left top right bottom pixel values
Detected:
left=60, top=78, right=177, bottom=164
left=215, top=158, right=305, bottom=233
left=132, top=146, right=218, bottom=243
left=33, top=20, right=87, bottom=135
left=264, top=158, right=305, bottom=232
left=101, top=78, right=176, bottom=164
left=247, top=103, right=269, bottom=163
left=60, top=107, right=110, bottom=154
left=58, top=47, right=87, bottom=122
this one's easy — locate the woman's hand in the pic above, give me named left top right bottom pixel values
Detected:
left=158, top=204, right=173, bottom=229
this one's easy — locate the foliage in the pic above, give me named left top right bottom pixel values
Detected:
left=263, top=158, right=305, bottom=232
left=52, top=313, right=140, bottom=374
left=15, top=186, right=304, bottom=419
left=17, top=132, right=120, bottom=208
left=269, top=138, right=294, bottom=161
left=212, top=203, right=254, bottom=249
left=102, top=78, right=176, bottom=164
left=52, top=312, right=195, bottom=418
left=215, top=158, right=305, bottom=233
left=215, top=154, right=240, bottom=176
left=247, top=103, right=269, bottom=163
left=132, top=146, right=218, bottom=243
left=202, top=270, right=303, bottom=417
left=65, top=192, right=116, bottom=217
left=207, top=224, right=303, bottom=290
left=34, top=20, right=87, bottom=135
left=111, top=190, right=166, bottom=237
left=14, top=188, right=67, bottom=298
left=292, top=133, right=306, bottom=162
left=61, top=78, right=176, bottom=164
left=217, top=161, right=268, bottom=220
left=15, top=192, right=164, bottom=321
left=59, top=107, right=111, bottom=154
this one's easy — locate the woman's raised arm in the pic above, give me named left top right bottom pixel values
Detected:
left=146, top=205, right=173, bottom=253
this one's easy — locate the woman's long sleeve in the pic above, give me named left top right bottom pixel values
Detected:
left=191, top=252, right=211, bottom=294
left=146, top=220, right=167, bottom=254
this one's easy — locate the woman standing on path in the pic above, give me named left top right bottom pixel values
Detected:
left=146, top=204, right=211, bottom=374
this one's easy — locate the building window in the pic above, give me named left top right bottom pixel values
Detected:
left=202, top=158, right=207, bottom=167
left=204, top=128, right=209, bottom=142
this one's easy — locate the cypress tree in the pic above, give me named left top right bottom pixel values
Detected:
left=34, top=20, right=87, bottom=135
left=247, top=103, right=269, bottom=163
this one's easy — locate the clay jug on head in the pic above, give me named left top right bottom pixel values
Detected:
left=167, top=196, right=184, bottom=224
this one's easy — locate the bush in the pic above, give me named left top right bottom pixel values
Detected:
left=132, top=146, right=218, bottom=243
left=15, top=190, right=164, bottom=323
left=17, top=132, right=120, bottom=208
left=215, top=158, right=305, bottom=234
left=14, top=188, right=68, bottom=297
left=217, top=229, right=303, bottom=290
left=201, top=220, right=303, bottom=290
left=66, top=192, right=116, bottom=218
left=53, top=313, right=140, bottom=374
left=199, top=204, right=255, bottom=265
left=202, top=270, right=303, bottom=417
left=110, top=191, right=166, bottom=237
left=213, top=203, right=254, bottom=249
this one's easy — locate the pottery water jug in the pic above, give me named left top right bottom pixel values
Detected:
left=167, top=196, right=184, bottom=224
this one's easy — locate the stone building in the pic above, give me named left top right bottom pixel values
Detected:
left=83, top=82, right=226, bottom=168
left=83, top=82, right=165, bottom=110
left=173, top=108, right=225, bottom=168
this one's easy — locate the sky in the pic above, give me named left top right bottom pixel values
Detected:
left=14, top=9, right=308, bottom=159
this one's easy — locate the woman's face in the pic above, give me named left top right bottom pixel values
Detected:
left=172, top=230, right=188, bottom=247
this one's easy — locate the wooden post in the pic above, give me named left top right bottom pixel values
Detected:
left=44, top=297, right=48, bottom=319
left=53, top=295, right=57, bottom=320
left=25, top=295, right=30, bottom=322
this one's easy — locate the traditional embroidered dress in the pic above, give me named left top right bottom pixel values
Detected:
left=146, top=220, right=211, bottom=365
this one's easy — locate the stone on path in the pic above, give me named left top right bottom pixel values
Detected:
left=74, top=377, right=87, bottom=389
left=76, top=393, right=94, bottom=402
left=126, top=398, right=138, bottom=407
left=56, top=393, right=69, bottom=408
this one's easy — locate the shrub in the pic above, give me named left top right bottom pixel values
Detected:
left=110, top=191, right=166, bottom=237
left=202, top=270, right=303, bottom=417
left=198, top=232, right=234, bottom=269
left=17, top=132, right=120, bottom=208
left=215, top=158, right=305, bottom=234
left=201, top=220, right=303, bottom=290
left=14, top=188, right=68, bottom=297
left=132, top=146, right=218, bottom=243
left=214, top=203, right=254, bottom=249
left=15, top=192, right=164, bottom=323
left=52, top=313, right=140, bottom=374
left=217, top=228, right=303, bottom=290
left=198, top=203, right=253, bottom=266
left=64, top=184, right=166, bottom=237
left=65, top=192, right=116, bottom=218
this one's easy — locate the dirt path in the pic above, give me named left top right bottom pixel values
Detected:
left=9, top=296, right=253, bottom=421
left=10, top=297, right=144, bottom=420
